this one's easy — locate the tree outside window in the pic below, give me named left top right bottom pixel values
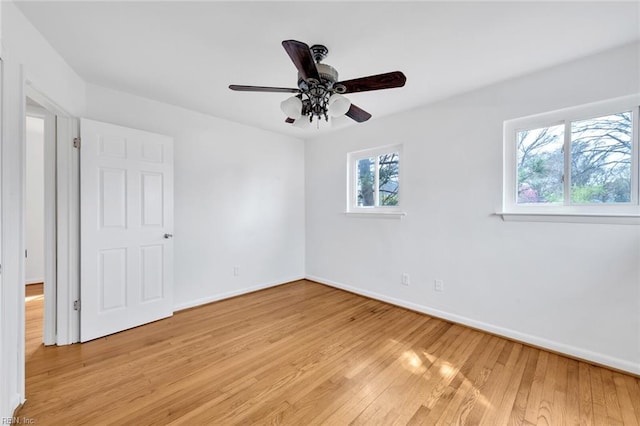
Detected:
left=516, top=111, right=633, bottom=205
left=349, top=145, right=401, bottom=212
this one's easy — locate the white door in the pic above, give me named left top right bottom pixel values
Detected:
left=80, top=119, right=173, bottom=342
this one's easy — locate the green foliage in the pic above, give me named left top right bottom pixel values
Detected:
left=517, top=148, right=563, bottom=203
left=380, top=193, right=398, bottom=206
left=571, top=177, right=631, bottom=204
left=571, top=185, right=605, bottom=203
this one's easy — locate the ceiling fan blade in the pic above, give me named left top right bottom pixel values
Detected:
left=345, top=104, right=372, bottom=122
left=337, top=71, right=406, bottom=94
left=285, top=117, right=295, bottom=124
left=229, top=85, right=299, bottom=93
left=282, top=40, right=321, bottom=83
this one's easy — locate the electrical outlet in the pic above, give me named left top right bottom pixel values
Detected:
left=401, top=273, right=410, bottom=286
left=233, top=266, right=240, bottom=276
left=434, top=280, right=444, bottom=292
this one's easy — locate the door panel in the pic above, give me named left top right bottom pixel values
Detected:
left=80, top=118, right=173, bottom=342
left=100, top=168, right=127, bottom=228
left=141, top=172, right=163, bottom=226
left=141, top=245, right=164, bottom=301
left=99, top=248, right=127, bottom=311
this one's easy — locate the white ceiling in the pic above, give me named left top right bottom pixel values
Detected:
left=15, top=1, right=640, bottom=137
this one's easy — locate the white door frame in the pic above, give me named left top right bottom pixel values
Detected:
left=25, top=82, right=80, bottom=345
left=55, top=115, right=80, bottom=344
left=1, top=56, right=27, bottom=416
left=0, top=56, right=6, bottom=419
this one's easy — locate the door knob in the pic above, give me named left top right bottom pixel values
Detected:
left=164, top=233, right=173, bottom=239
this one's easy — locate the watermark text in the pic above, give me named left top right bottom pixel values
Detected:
left=1, top=417, right=36, bottom=425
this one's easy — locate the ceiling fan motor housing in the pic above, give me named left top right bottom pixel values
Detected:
left=298, top=63, right=339, bottom=90
left=317, top=63, right=338, bottom=83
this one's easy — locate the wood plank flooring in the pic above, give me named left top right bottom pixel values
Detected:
left=25, top=283, right=45, bottom=359
left=20, top=280, right=640, bottom=425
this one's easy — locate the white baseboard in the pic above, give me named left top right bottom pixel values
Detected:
left=25, top=278, right=44, bottom=285
left=306, top=275, right=640, bottom=376
left=173, top=275, right=305, bottom=312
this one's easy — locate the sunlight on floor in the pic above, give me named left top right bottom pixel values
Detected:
left=439, top=362, right=456, bottom=377
left=400, top=350, right=427, bottom=374
left=418, top=350, right=494, bottom=412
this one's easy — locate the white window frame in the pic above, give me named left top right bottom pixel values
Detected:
left=501, top=94, right=640, bottom=224
left=346, top=144, right=405, bottom=218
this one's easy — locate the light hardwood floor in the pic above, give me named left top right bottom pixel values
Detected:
left=21, top=280, right=640, bottom=425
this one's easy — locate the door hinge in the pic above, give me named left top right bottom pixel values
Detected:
left=73, top=300, right=81, bottom=311
left=73, top=137, right=81, bottom=149
left=25, top=249, right=28, bottom=258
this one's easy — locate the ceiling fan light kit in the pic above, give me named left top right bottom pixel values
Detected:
left=229, top=40, right=407, bottom=128
left=280, top=96, right=303, bottom=120
left=328, top=94, right=351, bottom=117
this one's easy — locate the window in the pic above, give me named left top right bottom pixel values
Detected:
left=503, top=95, right=640, bottom=222
left=348, top=145, right=402, bottom=214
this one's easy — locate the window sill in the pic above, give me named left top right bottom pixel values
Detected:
left=497, top=211, right=640, bottom=225
left=345, top=211, right=406, bottom=219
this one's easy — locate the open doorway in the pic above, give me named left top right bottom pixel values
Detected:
left=25, top=96, right=57, bottom=350
left=25, top=103, right=46, bottom=356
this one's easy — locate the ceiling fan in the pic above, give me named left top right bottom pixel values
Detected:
left=229, top=40, right=407, bottom=128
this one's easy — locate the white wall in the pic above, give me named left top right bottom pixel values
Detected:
left=1, top=2, right=85, bottom=116
left=25, top=116, right=44, bottom=284
left=0, top=0, right=5, bottom=415
left=305, top=42, right=640, bottom=375
left=85, top=84, right=306, bottom=310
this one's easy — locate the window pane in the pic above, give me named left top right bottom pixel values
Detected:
left=378, top=152, right=399, bottom=206
left=517, top=124, right=564, bottom=203
left=570, top=112, right=632, bottom=204
left=357, top=157, right=375, bottom=207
